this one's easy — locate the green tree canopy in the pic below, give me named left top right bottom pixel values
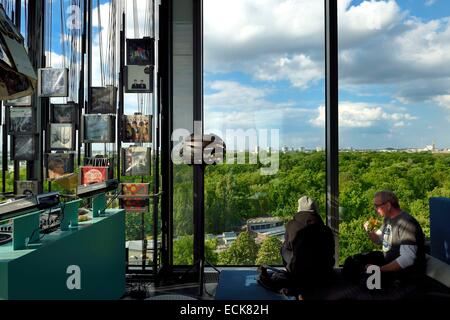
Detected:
left=256, top=236, right=283, bottom=266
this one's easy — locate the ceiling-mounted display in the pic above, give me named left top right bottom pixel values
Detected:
left=6, top=106, right=34, bottom=134
left=37, top=68, right=69, bottom=97
left=125, top=65, right=153, bottom=93
left=126, top=38, right=154, bottom=66
left=82, top=114, right=116, bottom=143
left=89, top=86, right=117, bottom=114
left=123, top=114, right=152, bottom=143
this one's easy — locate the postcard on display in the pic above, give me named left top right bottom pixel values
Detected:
left=37, top=68, right=68, bottom=97
left=11, top=134, right=36, bottom=160
left=7, top=106, right=33, bottom=134
left=122, top=114, right=152, bottom=143
left=126, top=38, right=154, bottom=66
left=89, top=86, right=117, bottom=114
left=15, top=180, right=39, bottom=196
left=50, top=123, right=75, bottom=150
left=79, top=166, right=108, bottom=185
left=45, top=153, right=75, bottom=181
left=51, top=103, right=78, bottom=124
left=125, top=65, right=153, bottom=93
left=122, top=146, right=151, bottom=176
left=82, top=114, right=116, bottom=143
left=121, top=183, right=150, bottom=213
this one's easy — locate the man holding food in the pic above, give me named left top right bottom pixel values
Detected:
left=363, top=190, right=426, bottom=287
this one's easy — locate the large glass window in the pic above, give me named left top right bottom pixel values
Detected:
left=203, top=0, right=326, bottom=266
left=338, top=0, right=450, bottom=264
left=172, top=0, right=194, bottom=265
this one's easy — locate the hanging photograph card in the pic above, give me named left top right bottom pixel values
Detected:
left=4, top=94, right=31, bottom=106
left=37, top=68, right=68, bottom=97
left=6, top=106, right=34, bottom=134
left=11, top=134, right=36, bottom=160
left=49, top=123, right=75, bottom=150
left=126, top=38, right=154, bottom=66
left=51, top=103, right=78, bottom=124
left=82, top=114, right=116, bottom=143
left=123, top=114, right=152, bottom=143
left=125, top=65, right=153, bottom=93
left=15, top=180, right=39, bottom=196
left=120, top=183, right=150, bottom=213
left=122, top=146, right=151, bottom=176
left=0, top=65, right=33, bottom=100
left=79, top=166, right=108, bottom=185
left=45, top=153, right=75, bottom=181
left=89, top=86, right=117, bottom=114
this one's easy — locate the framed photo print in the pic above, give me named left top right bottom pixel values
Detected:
left=126, top=38, right=154, bottom=66
left=15, top=180, right=39, bottom=196
left=122, top=146, right=151, bottom=176
left=11, top=134, right=37, bottom=160
left=0, top=65, right=33, bottom=100
left=37, top=68, right=68, bottom=97
left=120, top=183, right=149, bottom=213
left=125, top=65, right=153, bottom=93
left=89, top=86, right=117, bottom=114
left=6, top=106, right=34, bottom=134
left=45, top=153, right=75, bottom=181
left=49, top=123, right=75, bottom=150
left=123, top=114, right=152, bottom=143
left=51, top=103, right=78, bottom=124
left=4, top=95, right=31, bottom=106
left=79, top=166, right=108, bottom=185
left=82, top=114, right=116, bottom=143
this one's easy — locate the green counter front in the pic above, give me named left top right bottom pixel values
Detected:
left=0, top=209, right=125, bottom=300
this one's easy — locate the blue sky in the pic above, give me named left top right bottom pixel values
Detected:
left=30, top=0, right=450, bottom=150
left=203, top=0, right=450, bottom=150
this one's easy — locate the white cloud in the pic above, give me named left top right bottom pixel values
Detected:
left=204, top=81, right=313, bottom=133
left=433, top=95, right=450, bottom=109
left=250, top=54, right=322, bottom=89
left=204, top=0, right=325, bottom=88
left=205, top=0, right=450, bottom=104
left=310, top=102, right=417, bottom=128
left=425, top=0, right=437, bottom=6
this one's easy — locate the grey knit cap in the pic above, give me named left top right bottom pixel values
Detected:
left=297, top=196, right=318, bottom=214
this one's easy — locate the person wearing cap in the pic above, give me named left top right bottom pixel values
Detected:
left=281, top=196, right=325, bottom=273
left=258, top=196, right=335, bottom=298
